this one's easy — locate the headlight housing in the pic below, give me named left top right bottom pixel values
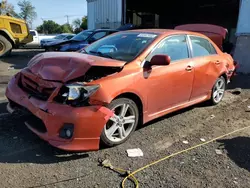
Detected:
left=55, top=83, right=99, bottom=106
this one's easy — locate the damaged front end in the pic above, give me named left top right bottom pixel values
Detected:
left=54, top=66, right=122, bottom=107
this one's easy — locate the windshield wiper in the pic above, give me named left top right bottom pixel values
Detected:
left=89, top=51, right=113, bottom=59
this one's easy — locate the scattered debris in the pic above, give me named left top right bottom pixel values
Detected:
left=207, top=114, right=215, bottom=120
left=242, top=98, right=249, bottom=103
left=233, top=181, right=238, bottom=184
left=182, top=140, right=189, bottom=144
left=8, top=67, right=14, bottom=70
left=127, top=148, right=144, bottom=157
left=200, top=138, right=206, bottom=142
left=231, top=88, right=242, bottom=95
left=215, top=149, right=223, bottom=155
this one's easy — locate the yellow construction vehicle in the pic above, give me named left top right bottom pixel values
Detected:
left=0, top=14, right=33, bottom=57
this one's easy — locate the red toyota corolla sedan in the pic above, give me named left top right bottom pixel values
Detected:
left=5, top=29, right=236, bottom=151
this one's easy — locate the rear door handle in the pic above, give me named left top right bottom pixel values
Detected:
left=185, top=65, right=193, bottom=71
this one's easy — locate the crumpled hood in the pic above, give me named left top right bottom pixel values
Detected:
left=26, top=52, right=126, bottom=82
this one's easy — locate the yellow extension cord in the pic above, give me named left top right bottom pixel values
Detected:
left=116, top=124, right=250, bottom=188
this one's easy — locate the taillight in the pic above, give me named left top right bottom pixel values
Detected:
left=234, top=60, right=239, bottom=69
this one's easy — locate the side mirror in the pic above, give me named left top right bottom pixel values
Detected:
left=150, top=55, right=171, bottom=66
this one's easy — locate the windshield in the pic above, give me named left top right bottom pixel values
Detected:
left=71, top=30, right=93, bottom=41
left=84, top=32, right=158, bottom=62
left=54, top=34, right=66, bottom=39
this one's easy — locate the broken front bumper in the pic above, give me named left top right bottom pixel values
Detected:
left=6, top=76, right=113, bottom=151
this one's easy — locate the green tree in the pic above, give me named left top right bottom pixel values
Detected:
left=59, top=23, right=73, bottom=33
left=72, top=16, right=87, bottom=33
left=0, top=0, right=18, bottom=16
left=72, top=18, right=81, bottom=29
left=81, top=16, right=87, bottom=29
left=37, top=20, right=61, bottom=34
left=18, top=0, right=37, bottom=27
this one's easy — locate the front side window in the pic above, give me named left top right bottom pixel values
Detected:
left=84, top=32, right=158, bottom=62
left=190, top=36, right=217, bottom=57
left=146, top=35, right=189, bottom=62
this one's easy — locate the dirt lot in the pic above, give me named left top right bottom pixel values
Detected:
left=0, top=49, right=250, bottom=188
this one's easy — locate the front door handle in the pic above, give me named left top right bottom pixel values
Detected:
left=186, top=65, right=193, bottom=71
left=214, top=60, right=221, bottom=65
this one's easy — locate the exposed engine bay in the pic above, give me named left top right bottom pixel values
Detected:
left=69, top=66, right=123, bottom=83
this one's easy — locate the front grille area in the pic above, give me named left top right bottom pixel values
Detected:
left=18, top=74, right=55, bottom=101
left=26, top=115, right=47, bottom=133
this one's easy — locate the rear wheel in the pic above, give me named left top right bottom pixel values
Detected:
left=210, top=76, right=226, bottom=105
left=0, top=35, right=12, bottom=57
left=100, top=98, right=139, bottom=147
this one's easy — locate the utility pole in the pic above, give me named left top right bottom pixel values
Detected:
left=65, top=15, right=69, bottom=24
left=41, top=18, right=45, bottom=34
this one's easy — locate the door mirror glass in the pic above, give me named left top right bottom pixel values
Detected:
left=150, top=54, right=171, bottom=66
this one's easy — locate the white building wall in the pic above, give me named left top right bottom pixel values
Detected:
left=87, top=0, right=123, bottom=29
left=234, top=0, right=250, bottom=73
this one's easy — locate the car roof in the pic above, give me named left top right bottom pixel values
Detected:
left=120, top=29, right=208, bottom=38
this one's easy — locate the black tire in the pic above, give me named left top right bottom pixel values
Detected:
left=209, top=76, right=226, bottom=105
left=100, top=98, right=139, bottom=147
left=0, top=35, right=12, bottom=57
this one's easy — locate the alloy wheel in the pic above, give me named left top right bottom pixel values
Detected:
left=104, top=103, right=136, bottom=143
left=213, top=77, right=225, bottom=103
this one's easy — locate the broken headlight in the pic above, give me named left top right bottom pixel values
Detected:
left=56, top=83, right=99, bottom=106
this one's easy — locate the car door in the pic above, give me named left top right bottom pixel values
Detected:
left=144, top=35, right=195, bottom=115
left=188, top=35, right=223, bottom=100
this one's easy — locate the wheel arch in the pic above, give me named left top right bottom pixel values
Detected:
left=0, top=29, right=15, bottom=47
left=114, top=92, right=144, bottom=126
left=219, top=72, right=228, bottom=83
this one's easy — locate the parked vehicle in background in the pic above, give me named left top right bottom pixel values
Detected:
left=43, top=29, right=118, bottom=52
left=25, top=30, right=56, bottom=48
left=40, top=33, right=75, bottom=48
left=0, top=15, right=33, bottom=57
left=5, top=29, right=237, bottom=151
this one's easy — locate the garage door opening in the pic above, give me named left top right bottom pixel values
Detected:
left=125, top=0, right=240, bottom=50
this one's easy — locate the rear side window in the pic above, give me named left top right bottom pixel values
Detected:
left=190, top=36, right=217, bottom=57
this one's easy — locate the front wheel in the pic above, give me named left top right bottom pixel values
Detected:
left=100, top=98, right=139, bottom=147
left=0, top=35, right=12, bottom=57
left=210, top=76, right=226, bottom=105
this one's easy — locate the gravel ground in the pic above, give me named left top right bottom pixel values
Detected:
left=0, top=49, right=250, bottom=188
